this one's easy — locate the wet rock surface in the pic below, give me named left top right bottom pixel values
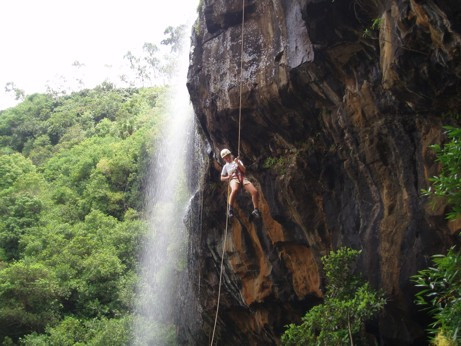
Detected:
left=184, top=0, right=461, bottom=344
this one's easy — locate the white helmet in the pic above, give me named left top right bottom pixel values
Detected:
left=220, top=148, right=231, bottom=158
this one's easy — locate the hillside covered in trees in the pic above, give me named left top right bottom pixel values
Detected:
left=0, top=84, right=168, bottom=344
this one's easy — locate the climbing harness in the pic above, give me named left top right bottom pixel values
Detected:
left=210, top=0, right=246, bottom=344
left=231, top=165, right=245, bottom=185
left=237, top=168, right=244, bottom=184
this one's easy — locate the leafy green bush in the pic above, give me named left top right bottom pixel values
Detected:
left=414, top=126, right=461, bottom=344
left=0, top=154, right=49, bottom=260
left=20, top=316, right=132, bottom=346
left=0, top=262, right=63, bottom=338
left=423, top=127, right=461, bottom=220
left=282, top=247, right=386, bottom=345
left=412, top=248, right=461, bottom=344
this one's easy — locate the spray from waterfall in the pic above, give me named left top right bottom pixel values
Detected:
left=132, top=4, right=199, bottom=344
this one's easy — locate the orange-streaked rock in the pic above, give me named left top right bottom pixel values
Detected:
left=182, top=0, right=461, bottom=344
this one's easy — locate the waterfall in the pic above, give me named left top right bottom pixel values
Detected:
left=133, top=5, right=199, bottom=344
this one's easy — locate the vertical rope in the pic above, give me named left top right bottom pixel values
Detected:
left=210, top=0, right=245, bottom=344
left=210, top=183, right=231, bottom=345
left=237, top=0, right=245, bottom=158
left=198, top=186, right=204, bottom=296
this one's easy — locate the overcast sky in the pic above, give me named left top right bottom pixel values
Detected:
left=0, top=0, right=198, bottom=110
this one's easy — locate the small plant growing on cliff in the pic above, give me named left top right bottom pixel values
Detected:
left=262, top=156, right=288, bottom=174
left=363, top=17, right=383, bottom=38
left=282, top=247, right=386, bottom=346
left=422, top=126, right=461, bottom=220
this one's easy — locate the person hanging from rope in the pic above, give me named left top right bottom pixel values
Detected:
left=220, top=148, right=261, bottom=219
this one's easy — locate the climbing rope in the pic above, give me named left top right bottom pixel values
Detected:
left=237, top=0, right=245, bottom=159
left=198, top=181, right=205, bottom=297
left=210, top=183, right=231, bottom=345
left=210, top=0, right=245, bottom=344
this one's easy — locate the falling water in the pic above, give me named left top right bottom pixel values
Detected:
left=133, top=7, right=199, bottom=345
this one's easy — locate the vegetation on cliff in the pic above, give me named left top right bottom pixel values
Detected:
left=282, top=247, right=386, bottom=345
left=282, top=127, right=461, bottom=345
left=413, top=127, right=461, bottom=345
left=0, top=84, right=166, bottom=344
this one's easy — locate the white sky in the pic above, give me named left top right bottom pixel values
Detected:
left=0, top=0, right=198, bottom=110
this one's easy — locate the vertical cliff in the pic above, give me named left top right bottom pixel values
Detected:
left=185, top=0, right=461, bottom=344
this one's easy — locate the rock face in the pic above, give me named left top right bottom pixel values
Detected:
left=185, top=0, right=461, bottom=344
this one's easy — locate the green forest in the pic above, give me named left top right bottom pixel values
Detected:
left=0, top=84, right=167, bottom=344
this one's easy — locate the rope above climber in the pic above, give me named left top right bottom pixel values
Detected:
left=220, top=148, right=261, bottom=219
left=211, top=1, right=249, bottom=344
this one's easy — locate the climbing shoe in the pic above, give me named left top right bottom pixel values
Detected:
left=228, top=207, right=234, bottom=218
left=251, top=208, right=261, bottom=219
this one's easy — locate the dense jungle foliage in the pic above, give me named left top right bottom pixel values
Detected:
left=0, top=84, right=167, bottom=344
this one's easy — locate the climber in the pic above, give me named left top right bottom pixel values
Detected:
left=220, top=148, right=261, bottom=219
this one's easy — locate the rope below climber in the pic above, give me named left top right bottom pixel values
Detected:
left=210, top=0, right=252, bottom=344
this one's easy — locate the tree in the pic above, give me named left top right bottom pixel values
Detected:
left=4, top=82, right=25, bottom=101
left=20, top=316, right=132, bottom=345
left=282, top=248, right=386, bottom=346
left=121, top=24, right=189, bottom=86
left=143, top=42, right=160, bottom=75
left=124, top=51, right=148, bottom=86
left=413, top=249, right=461, bottom=345
left=0, top=93, right=54, bottom=152
left=161, top=25, right=187, bottom=53
left=71, top=60, right=86, bottom=89
left=0, top=262, right=62, bottom=339
left=413, top=126, right=461, bottom=345
left=0, top=154, right=48, bottom=260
